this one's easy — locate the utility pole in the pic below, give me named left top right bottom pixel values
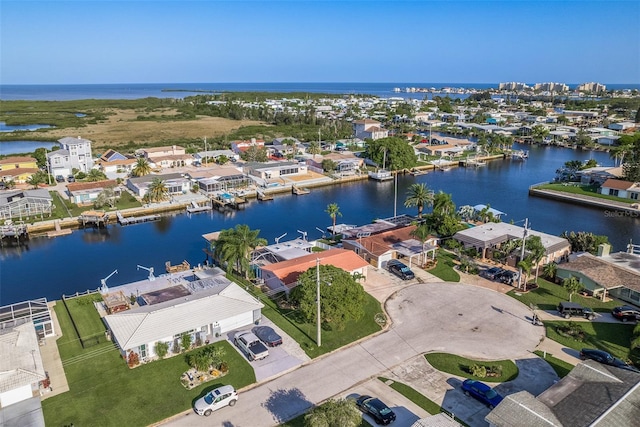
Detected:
left=518, top=218, right=529, bottom=290
left=316, top=258, right=321, bottom=347
left=204, top=137, right=207, bottom=165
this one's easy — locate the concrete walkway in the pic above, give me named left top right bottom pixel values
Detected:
left=39, top=301, right=70, bottom=399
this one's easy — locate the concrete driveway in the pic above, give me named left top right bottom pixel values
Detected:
left=160, top=283, right=547, bottom=427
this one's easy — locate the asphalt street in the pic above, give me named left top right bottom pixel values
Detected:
left=160, top=283, right=548, bottom=427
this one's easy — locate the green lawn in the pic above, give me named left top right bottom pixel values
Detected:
left=428, top=251, right=460, bottom=282
left=533, top=350, right=574, bottom=378
left=535, top=183, right=632, bottom=203
left=377, top=377, right=467, bottom=426
left=424, top=353, right=519, bottom=383
left=508, top=278, right=621, bottom=312
left=43, top=302, right=256, bottom=427
left=543, top=321, right=636, bottom=363
left=234, top=275, right=384, bottom=359
left=63, top=294, right=107, bottom=341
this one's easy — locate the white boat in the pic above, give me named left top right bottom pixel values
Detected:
left=511, top=150, right=529, bottom=160
left=368, top=170, right=393, bottom=181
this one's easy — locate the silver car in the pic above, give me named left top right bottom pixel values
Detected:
left=193, top=385, right=238, bottom=416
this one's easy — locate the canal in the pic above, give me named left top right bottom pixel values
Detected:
left=1, top=144, right=637, bottom=305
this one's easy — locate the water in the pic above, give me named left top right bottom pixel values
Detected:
left=0, top=121, right=52, bottom=132
left=1, top=83, right=638, bottom=101
left=1, top=143, right=637, bottom=306
left=0, top=140, right=60, bottom=155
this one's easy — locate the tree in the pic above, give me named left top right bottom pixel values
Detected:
left=33, top=147, right=48, bottom=169
left=457, top=205, right=476, bottom=222
left=308, top=141, right=321, bottom=158
left=154, top=341, right=169, bottom=359
left=321, top=159, right=337, bottom=172
left=86, top=169, right=107, bottom=182
left=517, top=259, right=532, bottom=288
left=213, top=224, right=267, bottom=279
left=289, top=264, right=366, bottom=331
left=563, top=276, right=583, bottom=302
left=325, top=203, right=342, bottom=236
left=147, top=178, right=168, bottom=203
left=635, top=107, right=640, bottom=124
left=132, top=158, right=152, bottom=177
left=26, top=171, right=46, bottom=189
left=543, top=262, right=558, bottom=281
left=531, top=125, right=549, bottom=143
left=619, top=133, right=640, bottom=181
left=241, top=145, right=268, bottom=162
left=561, top=231, right=610, bottom=254
left=217, top=155, right=229, bottom=165
left=304, top=398, right=361, bottom=427
left=526, top=235, right=546, bottom=283
left=94, top=186, right=118, bottom=209
left=404, top=183, right=434, bottom=218
left=181, top=332, right=192, bottom=352
left=364, top=137, right=417, bottom=171
left=432, top=191, right=456, bottom=217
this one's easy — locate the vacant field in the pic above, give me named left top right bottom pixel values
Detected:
left=40, top=108, right=266, bottom=150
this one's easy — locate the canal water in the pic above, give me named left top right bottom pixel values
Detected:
left=1, top=144, right=637, bottom=305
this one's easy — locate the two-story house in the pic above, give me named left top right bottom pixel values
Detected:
left=0, top=156, right=39, bottom=184
left=47, top=136, right=95, bottom=177
left=353, top=119, right=389, bottom=140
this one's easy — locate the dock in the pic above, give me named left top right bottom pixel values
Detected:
left=186, top=201, right=213, bottom=214
left=368, top=170, right=394, bottom=181
left=116, top=211, right=161, bottom=225
left=292, top=185, right=310, bottom=195
left=47, top=220, right=72, bottom=238
left=166, top=260, right=190, bottom=273
left=0, top=221, right=29, bottom=243
left=257, top=190, right=273, bottom=201
left=79, top=210, right=109, bottom=227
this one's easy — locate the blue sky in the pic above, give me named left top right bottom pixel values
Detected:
left=1, top=1, right=638, bottom=84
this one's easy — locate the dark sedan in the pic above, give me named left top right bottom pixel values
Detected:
left=461, top=379, right=503, bottom=409
left=580, top=348, right=639, bottom=371
left=356, top=395, right=396, bottom=425
left=387, top=260, right=415, bottom=280
left=253, top=326, right=282, bottom=347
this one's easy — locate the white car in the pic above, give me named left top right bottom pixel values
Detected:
left=193, top=385, right=238, bottom=416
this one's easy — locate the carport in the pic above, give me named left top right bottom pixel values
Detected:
left=392, top=239, right=437, bottom=268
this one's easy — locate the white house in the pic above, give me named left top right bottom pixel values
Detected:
left=47, top=136, right=95, bottom=177
left=600, top=179, right=640, bottom=200
left=608, top=122, right=636, bottom=132
left=102, top=268, right=263, bottom=362
left=126, top=173, right=192, bottom=198
left=353, top=119, right=389, bottom=140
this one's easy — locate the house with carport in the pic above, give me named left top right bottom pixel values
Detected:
left=258, top=248, right=369, bottom=294
left=102, top=267, right=263, bottom=363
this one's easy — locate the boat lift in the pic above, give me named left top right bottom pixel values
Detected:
left=297, top=230, right=308, bottom=241
left=137, top=264, right=155, bottom=281
left=100, top=269, right=118, bottom=294
left=274, top=233, right=287, bottom=244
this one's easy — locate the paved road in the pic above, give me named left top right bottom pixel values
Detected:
left=160, top=283, right=545, bottom=427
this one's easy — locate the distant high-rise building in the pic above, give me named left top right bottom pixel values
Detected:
left=499, top=82, right=529, bottom=91
left=576, top=82, right=607, bottom=93
left=533, top=82, right=569, bottom=92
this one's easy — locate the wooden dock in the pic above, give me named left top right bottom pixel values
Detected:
left=186, top=201, right=212, bottom=214
left=79, top=210, right=109, bottom=227
left=257, top=190, right=273, bottom=201
left=292, top=185, right=310, bottom=195
left=47, top=220, right=72, bottom=238
left=0, top=221, right=29, bottom=242
left=116, top=211, right=161, bottom=225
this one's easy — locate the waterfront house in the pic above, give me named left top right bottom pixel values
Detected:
left=342, top=224, right=438, bottom=269
left=102, top=267, right=263, bottom=363
left=67, top=180, right=120, bottom=205
left=126, top=173, right=191, bottom=199
left=353, top=119, right=389, bottom=140
left=188, top=166, right=250, bottom=194
left=486, top=360, right=640, bottom=427
left=556, top=246, right=640, bottom=303
left=577, top=166, right=623, bottom=185
left=452, top=222, right=570, bottom=265
left=600, top=179, right=640, bottom=200
left=258, top=248, right=369, bottom=293
left=46, top=136, right=95, bottom=177
left=96, top=149, right=136, bottom=178
left=0, top=156, right=39, bottom=184
left=244, top=161, right=308, bottom=181
left=0, top=189, right=53, bottom=220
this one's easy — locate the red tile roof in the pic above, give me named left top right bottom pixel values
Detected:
left=601, top=178, right=634, bottom=190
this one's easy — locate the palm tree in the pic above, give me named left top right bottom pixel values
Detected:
left=517, top=259, right=532, bottom=289
left=432, top=191, right=456, bottom=217
left=308, top=141, right=321, bottom=158
left=526, top=236, right=547, bottom=283
left=563, top=276, right=583, bottom=302
left=410, top=224, right=431, bottom=266
left=132, top=158, right=152, bottom=177
left=87, top=169, right=107, bottom=182
left=404, top=183, right=434, bottom=218
left=26, top=171, right=45, bottom=189
left=325, top=203, right=342, bottom=236
left=543, top=262, right=558, bottom=281
left=147, top=178, right=168, bottom=203
left=214, top=224, right=267, bottom=279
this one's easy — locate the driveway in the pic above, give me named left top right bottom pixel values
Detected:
left=160, top=283, right=545, bottom=427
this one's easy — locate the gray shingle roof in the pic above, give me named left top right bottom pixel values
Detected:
left=0, top=322, right=46, bottom=393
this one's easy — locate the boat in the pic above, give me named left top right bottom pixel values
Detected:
left=410, top=168, right=428, bottom=176
left=510, top=150, right=529, bottom=160
left=368, top=170, right=393, bottom=181
left=292, top=185, right=310, bottom=195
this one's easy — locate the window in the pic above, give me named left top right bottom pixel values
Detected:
left=140, top=344, right=147, bottom=358
left=631, top=193, right=639, bottom=200
left=608, top=189, right=619, bottom=196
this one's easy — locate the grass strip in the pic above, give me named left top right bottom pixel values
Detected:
left=424, top=353, right=519, bottom=382
left=533, top=350, right=573, bottom=378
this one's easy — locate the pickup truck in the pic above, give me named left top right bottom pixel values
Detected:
left=234, top=331, right=269, bottom=361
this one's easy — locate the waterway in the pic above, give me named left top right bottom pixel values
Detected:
left=0, top=144, right=637, bottom=305
left=0, top=140, right=60, bottom=155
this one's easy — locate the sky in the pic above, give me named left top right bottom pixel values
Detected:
left=1, top=1, right=639, bottom=85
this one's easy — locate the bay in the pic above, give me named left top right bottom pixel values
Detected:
left=0, top=140, right=59, bottom=155
left=0, top=143, right=637, bottom=306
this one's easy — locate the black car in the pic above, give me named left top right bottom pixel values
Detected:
left=612, top=306, right=640, bottom=322
left=253, top=326, right=282, bottom=347
left=481, top=267, right=505, bottom=280
left=55, top=175, right=65, bottom=183
left=496, top=270, right=519, bottom=285
left=356, top=395, right=396, bottom=425
left=387, top=260, right=415, bottom=280
left=580, top=348, right=639, bottom=371
left=557, top=301, right=595, bottom=320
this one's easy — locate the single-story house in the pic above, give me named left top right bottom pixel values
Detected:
left=126, top=173, right=192, bottom=198
left=608, top=122, right=636, bottom=132
left=137, top=145, right=186, bottom=160
left=244, top=161, right=308, bottom=180
left=0, top=189, right=53, bottom=220
left=67, top=180, right=120, bottom=205
left=556, top=247, right=640, bottom=303
left=102, top=268, right=263, bottom=362
left=189, top=166, right=251, bottom=194
left=452, top=222, right=570, bottom=264
left=193, top=150, right=239, bottom=164
left=0, top=167, right=39, bottom=184
left=96, top=157, right=137, bottom=176
left=577, top=166, right=623, bottom=185
left=0, top=321, right=47, bottom=409
left=258, top=248, right=369, bottom=293
left=600, top=179, right=640, bottom=200
left=485, top=360, right=640, bottom=427
left=342, top=225, right=438, bottom=269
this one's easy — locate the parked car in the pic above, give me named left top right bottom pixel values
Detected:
left=67, top=175, right=75, bottom=182
left=355, top=395, right=396, bottom=425
left=193, top=385, right=238, bottom=416
left=55, top=175, right=65, bottom=183
left=557, top=301, right=595, bottom=320
left=612, top=306, right=640, bottom=322
left=461, top=379, right=504, bottom=409
left=234, top=331, right=269, bottom=361
left=496, top=270, right=519, bottom=285
left=580, top=348, right=639, bottom=372
left=253, top=325, right=282, bottom=347
left=387, top=259, right=415, bottom=280
left=481, top=267, right=505, bottom=280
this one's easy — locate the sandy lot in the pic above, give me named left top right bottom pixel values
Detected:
left=41, top=109, right=266, bottom=150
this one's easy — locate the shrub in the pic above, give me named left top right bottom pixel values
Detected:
left=470, top=364, right=487, bottom=378
left=127, top=351, right=140, bottom=368
left=181, top=333, right=192, bottom=352
left=154, top=341, right=169, bottom=359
